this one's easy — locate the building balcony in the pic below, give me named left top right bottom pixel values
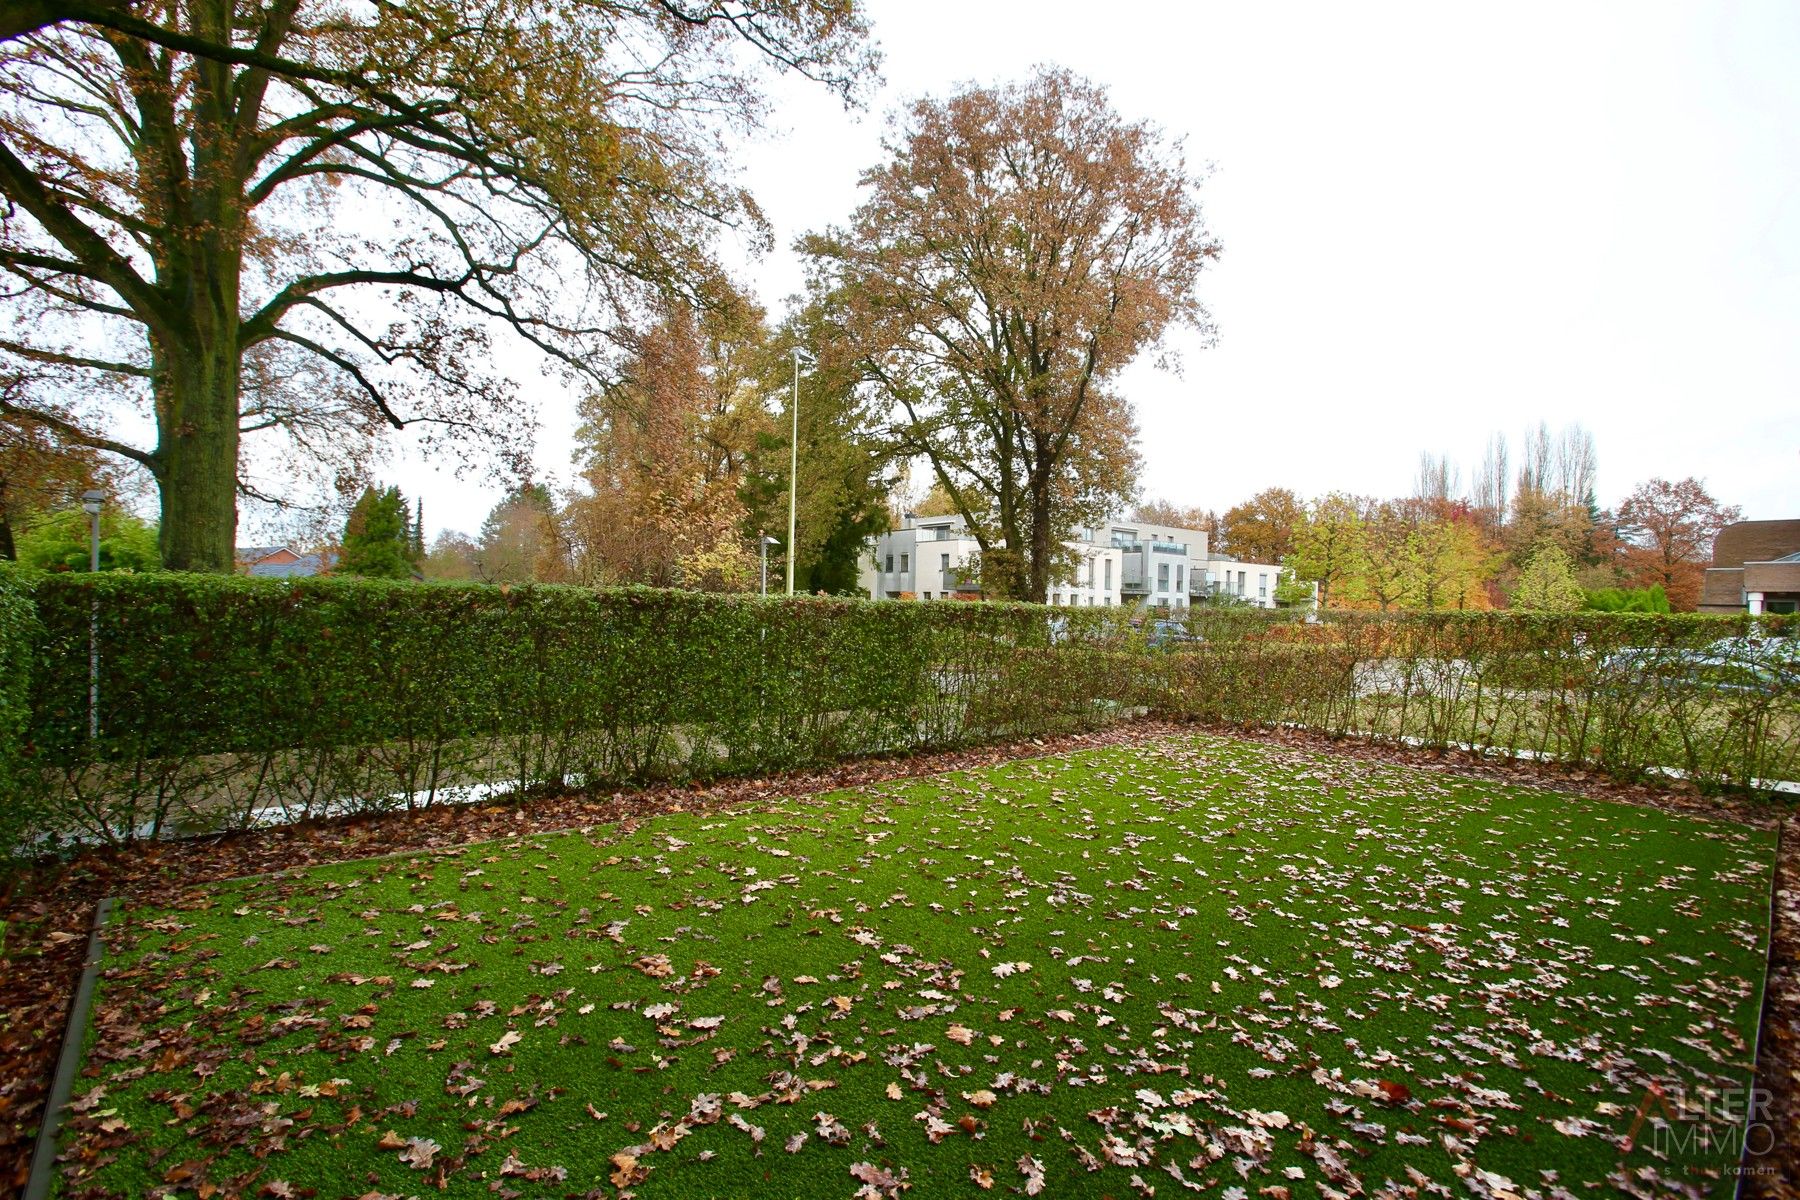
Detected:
left=1119, top=547, right=1146, bottom=590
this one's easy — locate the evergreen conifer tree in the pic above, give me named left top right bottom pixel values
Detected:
left=339, top=486, right=417, bottom=579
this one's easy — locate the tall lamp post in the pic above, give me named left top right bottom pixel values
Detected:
left=786, top=346, right=815, bottom=596
left=80, top=489, right=103, bottom=740
left=759, top=534, right=779, bottom=596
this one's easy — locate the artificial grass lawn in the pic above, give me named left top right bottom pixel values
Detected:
left=60, top=734, right=1775, bottom=1199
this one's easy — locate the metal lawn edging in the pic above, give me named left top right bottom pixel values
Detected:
left=23, top=897, right=114, bottom=1200
left=1736, top=816, right=1787, bottom=1200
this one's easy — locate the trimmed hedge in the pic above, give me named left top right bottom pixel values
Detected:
left=2, top=574, right=1795, bottom=855
left=1167, top=609, right=1800, bottom=794
left=14, top=575, right=1136, bottom=844
left=0, top=565, right=36, bottom=842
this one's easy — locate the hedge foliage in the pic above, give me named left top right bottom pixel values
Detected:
left=13, top=575, right=1138, bottom=845
left=1166, top=608, right=1800, bottom=795
left=1, top=573, right=1795, bottom=854
left=0, top=565, right=37, bottom=842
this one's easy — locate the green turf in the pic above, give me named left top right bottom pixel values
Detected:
left=59, top=734, right=1775, bottom=1199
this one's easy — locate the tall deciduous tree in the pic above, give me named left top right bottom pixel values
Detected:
left=741, top=319, right=891, bottom=595
left=1512, top=541, right=1585, bottom=611
left=1400, top=512, right=1493, bottom=610
left=1358, top=498, right=1422, bottom=611
left=1220, top=487, right=1302, bottom=564
left=474, top=484, right=567, bottom=584
left=565, top=302, right=761, bottom=591
left=803, top=68, right=1217, bottom=601
left=1132, top=500, right=1217, bottom=539
left=1289, top=492, right=1369, bottom=611
left=1616, top=477, right=1741, bottom=611
left=420, top=529, right=479, bottom=581
left=0, top=1, right=873, bottom=571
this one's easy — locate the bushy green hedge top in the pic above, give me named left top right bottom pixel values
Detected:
left=11, top=571, right=1795, bottom=776
left=22, top=573, right=1092, bottom=765
left=0, top=564, right=38, bottom=797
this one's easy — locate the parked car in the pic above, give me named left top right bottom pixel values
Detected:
left=1598, top=635, right=1800, bottom=696
left=1145, top=619, right=1199, bottom=651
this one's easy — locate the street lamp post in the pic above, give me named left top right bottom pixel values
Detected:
left=80, top=489, right=104, bottom=741
left=786, top=346, right=815, bottom=596
left=759, top=534, right=779, bottom=596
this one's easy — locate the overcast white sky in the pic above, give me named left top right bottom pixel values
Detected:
left=387, top=0, right=1800, bottom=540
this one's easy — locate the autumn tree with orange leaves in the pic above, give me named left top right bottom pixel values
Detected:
left=0, top=1, right=874, bottom=571
left=804, top=68, right=1219, bottom=602
left=565, top=303, right=765, bottom=591
left=1616, top=477, right=1741, bottom=610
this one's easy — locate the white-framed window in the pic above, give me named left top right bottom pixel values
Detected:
left=1258, top=573, right=1268, bottom=600
left=1176, top=564, right=1184, bottom=592
left=1104, top=559, right=1112, bottom=590
left=900, top=553, right=909, bottom=573
left=1158, top=563, right=1170, bottom=590
left=941, top=553, right=950, bottom=574
left=924, top=592, right=933, bottom=600
left=885, top=553, right=893, bottom=573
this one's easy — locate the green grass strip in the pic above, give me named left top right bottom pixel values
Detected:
left=59, top=734, right=1775, bottom=1199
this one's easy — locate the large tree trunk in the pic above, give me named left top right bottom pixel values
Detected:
left=144, top=13, right=246, bottom=574
left=0, top=476, right=14, bottom=561
left=153, top=330, right=241, bottom=573
left=1026, top=469, right=1053, bottom=604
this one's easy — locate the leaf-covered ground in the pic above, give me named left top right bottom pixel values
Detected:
left=58, top=734, right=1774, bottom=1199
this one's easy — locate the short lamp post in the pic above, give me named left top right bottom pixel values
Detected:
left=80, top=489, right=104, bottom=741
left=759, top=534, right=779, bottom=597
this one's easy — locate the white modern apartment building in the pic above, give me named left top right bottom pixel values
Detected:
left=1202, top=555, right=1287, bottom=607
left=861, top=514, right=1288, bottom=609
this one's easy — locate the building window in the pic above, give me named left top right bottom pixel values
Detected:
left=1176, top=564, right=1184, bottom=592
left=885, top=553, right=893, bottom=573
left=1258, top=573, right=1268, bottom=600
left=924, top=592, right=932, bottom=600
left=1237, top=570, right=1247, bottom=595
left=1104, top=560, right=1112, bottom=590
left=1158, top=563, right=1170, bottom=590
left=941, top=553, right=950, bottom=574
left=900, top=553, right=909, bottom=573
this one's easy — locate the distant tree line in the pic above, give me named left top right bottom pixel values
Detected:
left=1137, top=423, right=1740, bottom=612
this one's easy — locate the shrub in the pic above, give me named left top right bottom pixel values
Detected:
left=0, top=564, right=41, bottom=857
left=12, top=575, right=1138, bottom=844
left=14, top=507, right=161, bottom=573
left=1584, top=585, right=1670, bottom=614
